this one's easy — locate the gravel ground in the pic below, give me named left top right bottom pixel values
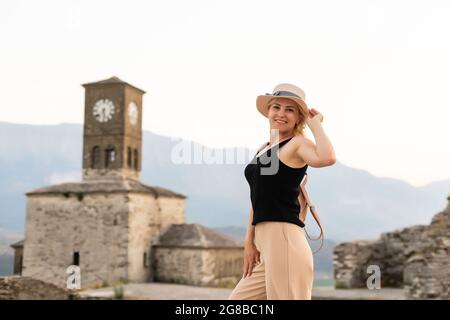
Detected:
left=77, top=283, right=406, bottom=300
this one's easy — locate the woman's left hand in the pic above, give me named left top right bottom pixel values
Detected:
left=306, top=108, right=324, bottom=128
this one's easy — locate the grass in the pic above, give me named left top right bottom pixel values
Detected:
left=113, top=286, right=124, bottom=299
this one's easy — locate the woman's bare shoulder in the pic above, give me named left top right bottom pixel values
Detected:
left=292, top=134, right=314, bottom=148
left=283, top=135, right=312, bottom=166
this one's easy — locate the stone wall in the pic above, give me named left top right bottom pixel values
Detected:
left=206, top=248, right=244, bottom=288
left=127, top=194, right=185, bottom=283
left=403, top=208, right=450, bottom=299
left=378, top=225, right=431, bottom=287
left=333, top=225, right=431, bottom=289
left=153, top=247, right=243, bottom=288
left=13, top=245, right=23, bottom=275
left=0, top=276, right=69, bottom=299
left=333, top=240, right=381, bottom=288
left=83, top=168, right=140, bottom=181
left=155, top=196, right=185, bottom=233
left=333, top=195, right=450, bottom=299
left=22, top=193, right=130, bottom=289
left=22, top=190, right=185, bottom=289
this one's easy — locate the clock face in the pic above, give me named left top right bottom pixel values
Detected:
left=128, top=102, right=139, bottom=126
left=93, top=99, right=115, bottom=123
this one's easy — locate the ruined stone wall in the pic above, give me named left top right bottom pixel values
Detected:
left=334, top=224, right=435, bottom=289
left=403, top=208, right=450, bottom=299
left=0, top=276, right=69, bottom=299
left=333, top=196, right=450, bottom=299
left=378, top=225, right=431, bottom=287
left=333, top=240, right=381, bottom=288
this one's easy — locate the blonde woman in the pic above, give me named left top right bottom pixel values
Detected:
left=228, top=83, right=336, bottom=300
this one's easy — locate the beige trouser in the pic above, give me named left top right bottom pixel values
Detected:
left=228, top=221, right=314, bottom=300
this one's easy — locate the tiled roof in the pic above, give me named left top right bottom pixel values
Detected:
left=155, top=224, right=241, bottom=248
left=10, top=240, right=24, bottom=248
left=26, top=178, right=186, bottom=199
left=82, top=76, right=146, bottom=94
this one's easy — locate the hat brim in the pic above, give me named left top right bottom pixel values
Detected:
left=256, top=95, right=309, bottom=118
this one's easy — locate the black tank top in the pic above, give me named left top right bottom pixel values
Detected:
left=244, top=137, right=308, bottom=228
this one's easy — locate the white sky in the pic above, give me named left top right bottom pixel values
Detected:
left=1, top=0, right=449, bottom=187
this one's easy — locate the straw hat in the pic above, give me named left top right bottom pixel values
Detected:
left=256, top=83, right=309, bottom=117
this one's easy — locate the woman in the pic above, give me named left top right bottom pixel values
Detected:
left=228, top=83, right=336, bottom=300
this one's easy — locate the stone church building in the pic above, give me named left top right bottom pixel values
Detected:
left=11, top=76, right=243, bottom=289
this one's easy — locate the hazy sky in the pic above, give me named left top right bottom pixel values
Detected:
left=1, top=0, right=449, bottom=187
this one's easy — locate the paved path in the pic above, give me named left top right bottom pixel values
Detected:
left=77, top=283, right=406, bottom=300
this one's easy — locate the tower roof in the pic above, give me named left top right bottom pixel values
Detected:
left=81, top=76, right=146, bottom=94
left=10, top=240, right=24, bottom=249
left=155, top=223, right=241, bottom=248
left=26, top=178, right=186, bottom=199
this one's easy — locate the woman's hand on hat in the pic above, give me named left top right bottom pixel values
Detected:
left=306, top=108, right=324, bottom=128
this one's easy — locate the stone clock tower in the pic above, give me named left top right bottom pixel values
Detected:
left=82, top=76, right=145, bottom=181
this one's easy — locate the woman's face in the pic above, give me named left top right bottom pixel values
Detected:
left=267, top=97, right=301, bottom=135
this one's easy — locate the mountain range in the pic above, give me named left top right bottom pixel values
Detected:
left=0, top=121, right=449, bottom=276
left=1, top=121, right=448, bottom=240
